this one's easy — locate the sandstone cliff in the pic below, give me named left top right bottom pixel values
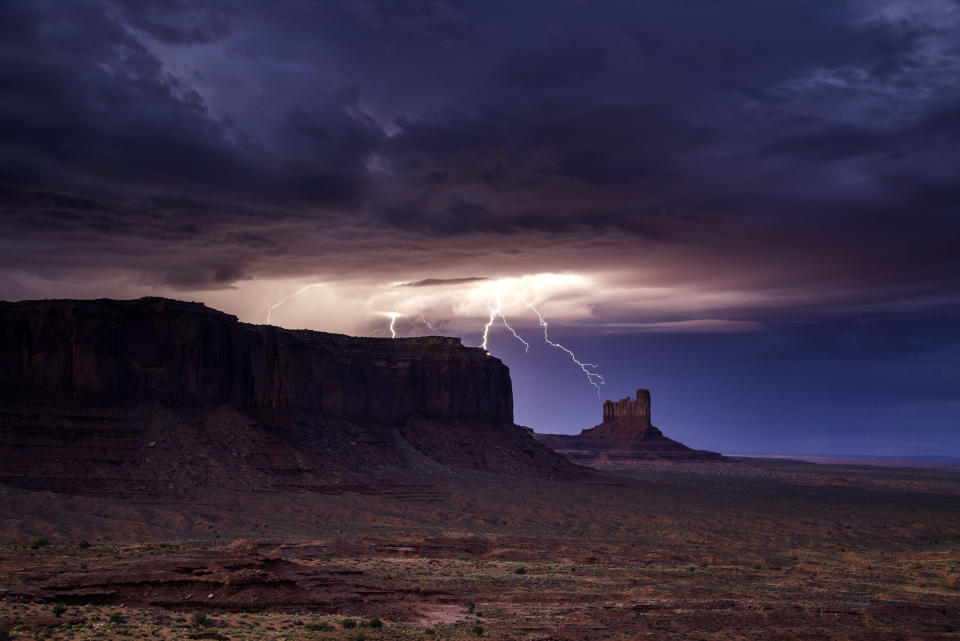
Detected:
left=0, top=298, right=580, bottom=495
left=535, top=389, right=722, bottom=464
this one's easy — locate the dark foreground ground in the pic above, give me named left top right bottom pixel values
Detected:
left=1, top=459, right=959, bottom=640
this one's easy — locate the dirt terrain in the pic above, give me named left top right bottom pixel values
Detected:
left=1, top=459, right=959, bottom=640
left=2, top=300, right=958, bottom=639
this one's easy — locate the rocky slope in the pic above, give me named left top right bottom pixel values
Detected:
left=535, top=389, right=722, bottom=464
left=0, top=297, right=580, bottom=496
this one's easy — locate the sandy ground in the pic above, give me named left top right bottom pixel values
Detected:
left=0, top=458, right=958, bottom=640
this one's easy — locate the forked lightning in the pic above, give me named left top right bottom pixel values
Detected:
left=264, top=282, right=605, bottom=393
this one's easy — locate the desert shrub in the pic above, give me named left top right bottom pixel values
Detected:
left=466, top=601, right=475, bottom=613
left=191, top=611, right=210, bottom=627
left=305, top=621, right=332, bottom=631
left=52, top=604, right=66, bottom=618
left=341, top=618, right=357, bottom=629
left=76, top=540, right=91, bottom=550
left=349, top=633, right=366, bottom=641
left=365, top=617, right=382, bottom=628
left=108, top=612, right=126, bottom=624
left=30, top=538, right=50, bottom=550
left=472, top=624, right=484, bottom=636
left=514, top=566, right=526, bottom=575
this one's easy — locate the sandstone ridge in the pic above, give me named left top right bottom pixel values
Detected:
left=535, top=389, right=722, bottom=464
left=0, top=297, right=581, bottom=496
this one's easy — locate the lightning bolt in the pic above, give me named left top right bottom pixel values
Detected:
left=500, top=311, right=529, bottom=352
left=385, top=312, right=401, bottom=338
left=419, top=316, right=443, bottom=335
left=264, top=276, right=604, bottom=395
left=405, top=317, right=443, bottom=336
left=480, top=298, right=499, bottom=353
left=265, top=283, right=323, bottom=325
left=481, top=293, right=530, bottom=354
left=521, top=297, right=605, bottom=397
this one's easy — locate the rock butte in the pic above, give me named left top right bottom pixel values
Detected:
left=534, top=389, right=723, bottom=464
left=0, top=297, right=581, bottom=497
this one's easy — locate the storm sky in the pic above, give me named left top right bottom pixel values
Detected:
left=2, top=1, right=959, bottom=455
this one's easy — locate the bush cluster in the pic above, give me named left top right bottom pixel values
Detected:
left=305, top=621, right=333, bottom=631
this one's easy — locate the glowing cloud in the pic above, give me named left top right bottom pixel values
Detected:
left=259, top=272, right=608, bottom=393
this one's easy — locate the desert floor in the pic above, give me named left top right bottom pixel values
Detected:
left=1, top=459, right=959, bottom=640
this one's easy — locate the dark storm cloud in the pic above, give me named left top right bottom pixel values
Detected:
left=1, top=0, right=958, bottom=309
left=401, top=277, right=488, bottom=288
left=114, top=0, right=234, bottom=45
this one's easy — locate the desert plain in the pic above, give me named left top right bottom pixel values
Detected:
left=1, top=458, right=959, bottom=641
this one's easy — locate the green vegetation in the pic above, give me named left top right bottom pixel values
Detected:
left=305, top=621, right=333, bottom=631
left=191, top=611, right=210, bottom=627
left=341, top=617, right=357, bottom=628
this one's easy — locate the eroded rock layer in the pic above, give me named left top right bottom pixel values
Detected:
left=0, top=297, right=580, bottom=495
left=535, top=389, right=722, bottom=464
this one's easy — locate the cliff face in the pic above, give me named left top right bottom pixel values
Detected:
left=0, top=298, right=578, bottom=494
left=535, top=389, right=722, bottom=464
left=603, top=389, right=651, bottom=427
left=582, top=389, right=664, bottom=447
left=0, top=298, right=511, bottom=424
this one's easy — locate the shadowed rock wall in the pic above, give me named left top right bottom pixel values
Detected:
left=602, top=389, right=651, bottom=428
left=0, top=297, right=512, bottom=425
left=0, top=298, right=580, bottom=493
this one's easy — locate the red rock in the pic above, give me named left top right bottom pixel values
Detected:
left=0, top=297, right=583, bottom=494
left=534, top=389, right=722, bottom=463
